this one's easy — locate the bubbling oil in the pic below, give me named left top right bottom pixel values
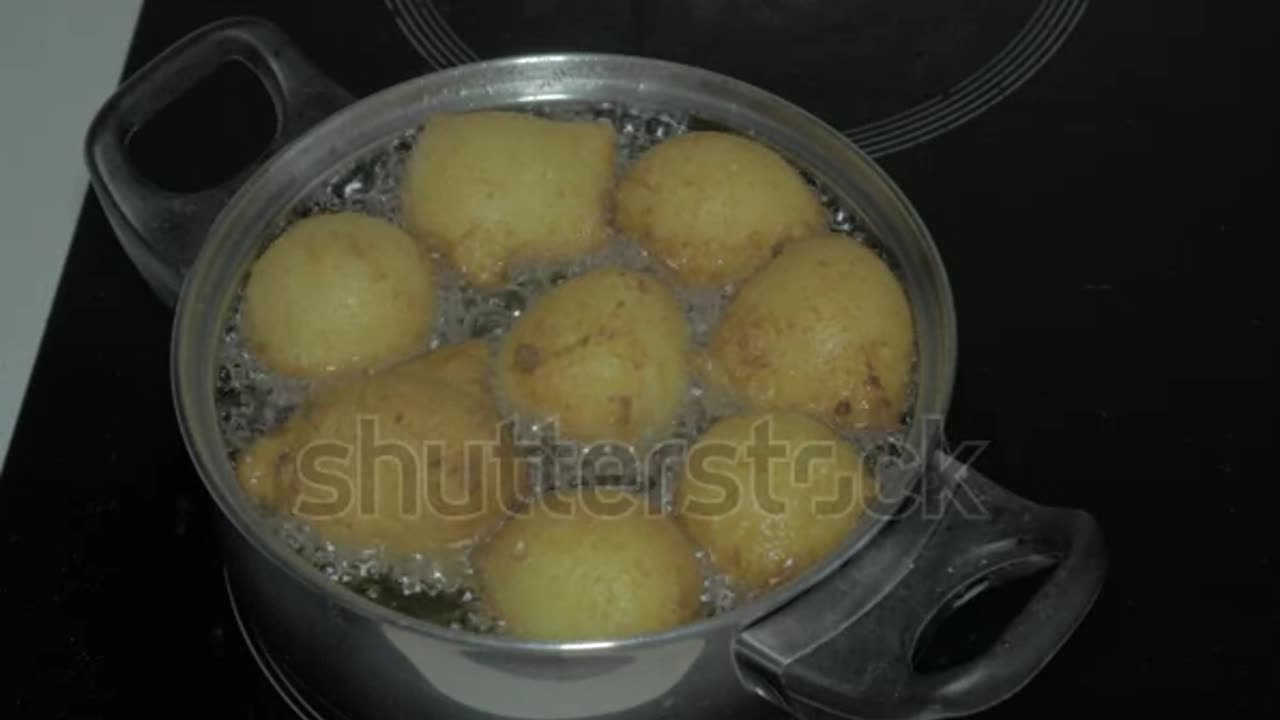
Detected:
left=215, top=101, right=916, bottom=634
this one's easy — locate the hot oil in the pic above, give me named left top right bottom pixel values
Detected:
left=214, top=101, right=918, bottom=634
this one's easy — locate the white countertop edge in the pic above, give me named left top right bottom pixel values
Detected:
left=0, top=0, right=144, bottom=469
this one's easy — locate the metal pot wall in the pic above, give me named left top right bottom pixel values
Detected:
left=85, top=17, right=1106, bottom=720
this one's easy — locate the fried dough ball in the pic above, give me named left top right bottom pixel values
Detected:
left=241, top=211, right=436, bottom=379
left=392, top=339, right=494, bottom=406
left=616, top=131, right=827, bottom=286
left=400, top=111, right=617, bottom=288
left=496, top=268, right=691, bottom=444
left=235, top=358, right=527, bottom=556
left=703, top=233, right=916, bottom=433
left=676, top=411, right=874, bottom=592
left=475, top=487, right=704, bottom=641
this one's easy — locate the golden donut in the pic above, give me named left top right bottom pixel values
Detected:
left=703, top=233, right=916, bottom=433
left=235, top=358, right=527, bottom=556
left=400, top=111, right=617, bottom=288
left=241, top=211, right=436, bottom=378
left=496, top=267, right=691, bottom=445
left=392, top=339, right=494, bottom=406
left=616, top=130, right=827, bottom=286
left=475, top=487, right=704, bottom=641
left=676, top=410, right=874, bottom=592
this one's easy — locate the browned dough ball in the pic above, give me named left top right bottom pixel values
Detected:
left=400, top=111, right=617, bottom=289
left=616, top=131, right=827, bottom=286
left=703, top=233, right=916, bottom=433
left=235, top=350, right=528, bottom=557
left=496, top=267, right=692, bottom=445
left=392, top=339, right=494, bottom=406
left=241, top=211, right=436, bottom=379
left=475, top=487, right=704, bottom=641
left=676, top=410, right=874, bottom=592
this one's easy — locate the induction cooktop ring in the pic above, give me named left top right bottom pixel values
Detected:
left=385, top=0, right=1088, bottom=157
left=225, top=568, right=342, bottom=720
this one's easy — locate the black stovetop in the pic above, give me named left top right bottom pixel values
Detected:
left=1, top=1, right=1272, bottom=718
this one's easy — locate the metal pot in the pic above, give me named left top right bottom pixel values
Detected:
left=85, top=17, right=1106, bottom=720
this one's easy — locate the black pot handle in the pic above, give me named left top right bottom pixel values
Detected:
left=84, top=16, right=354, bottom=307
left=736, top=450, right=1107, bottom=720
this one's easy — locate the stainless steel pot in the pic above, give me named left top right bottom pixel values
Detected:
left=85, top=17, right=1106, bottom=720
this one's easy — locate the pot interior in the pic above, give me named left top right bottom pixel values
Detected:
left=173, top=53, right=958, bottom=650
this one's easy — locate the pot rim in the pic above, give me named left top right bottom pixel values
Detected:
left=171, top=51, right=959, bottom=655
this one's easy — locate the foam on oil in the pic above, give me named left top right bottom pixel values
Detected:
left=215, top=101, right=914, bottom=633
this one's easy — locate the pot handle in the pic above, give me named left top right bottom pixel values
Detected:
left=84, top=16, right=353, bottom=307
left=736, top=450, right=1107, bottom=720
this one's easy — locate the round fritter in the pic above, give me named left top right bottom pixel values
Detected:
left=703, top=233, right=916, bottom=433
left=676, top=410, right=874, bottom=592
left=400, top=110, right=617, bottom=289
left=475, top=487, right=704, bottom=641
left=241, top=211, right=436, bottom=379
left=235, top=357, right=527, bottom=556
left=496, top=268, right=691, bottom=445
left=616, top=131, right=827, bottom=286
left=392, top=339, right=494, bottom=406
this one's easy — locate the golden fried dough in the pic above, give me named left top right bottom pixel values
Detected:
left=616, top=131, right=827, bottom=286
left=704, top=233, right=916, bottom=433
left=393, top=339, right=494, bottom=406
left=400, top=111, right=617, bottom=288
left=676, top=411, right=873, bottom=592
left=241, top=211, right=436, bottom=378
left=475, top=488, right=704, bottom=641
left=496, top=268, right=691, bottom=444
left=235, top=360, right=526, bottom=556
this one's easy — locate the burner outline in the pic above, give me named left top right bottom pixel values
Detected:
left=385, top=0, right=1088, bottom=157
left=387, top=0, right=478, bottom=68
left=847, top=0, right=1088, bottom=156
left=225, top=567, right=343, bottom=720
